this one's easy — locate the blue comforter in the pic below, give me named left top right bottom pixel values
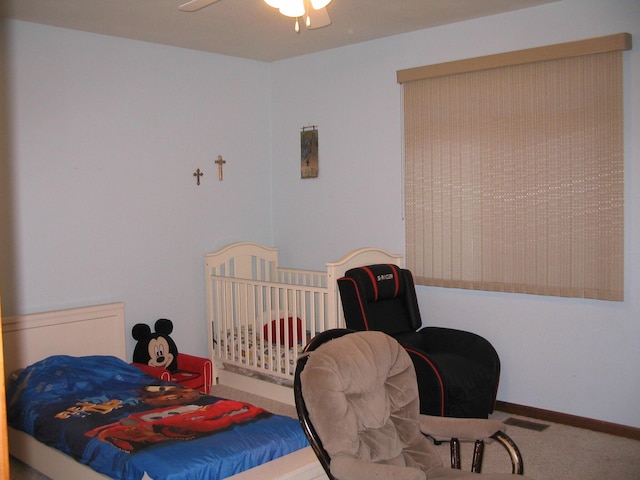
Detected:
left=6, top=355, right=308, bottom=480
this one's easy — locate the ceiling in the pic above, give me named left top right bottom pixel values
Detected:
left=0, top=0, right=560, bottom=62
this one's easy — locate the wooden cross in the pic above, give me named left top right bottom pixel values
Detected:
left=215, top=155, right=226, bottom=181
left=193, top=168, right=204, bottom=185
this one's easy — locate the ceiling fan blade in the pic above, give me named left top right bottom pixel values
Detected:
left=179, top=0, right=221, bottom=12
left=306, top=7, right=331, bottom=29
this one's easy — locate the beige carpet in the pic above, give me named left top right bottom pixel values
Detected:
left=10, top=384, right=640, bottom=479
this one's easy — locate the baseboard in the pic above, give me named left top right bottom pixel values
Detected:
left=495, top=401, right=640, bottom=441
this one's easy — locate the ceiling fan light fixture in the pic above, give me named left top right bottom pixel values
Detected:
left=277, top=0, right=306, bottom=18
left=310, top=0, right=332, bottom=9
left=264, top=0, right=333, bottom=31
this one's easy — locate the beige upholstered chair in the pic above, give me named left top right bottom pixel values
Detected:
left=294, top=329, right=533, bottom=480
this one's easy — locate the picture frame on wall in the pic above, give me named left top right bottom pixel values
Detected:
left=301, top=126, right=319, bottom=179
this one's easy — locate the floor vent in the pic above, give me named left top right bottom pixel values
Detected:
left=504, top=417, right=550, bottom=431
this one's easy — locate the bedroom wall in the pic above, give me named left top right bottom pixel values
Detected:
left=269, top=0, right=640, bottom=428
left=0, top=21, right=273, bottom=356
left=2, top=0, right=639, bottom=430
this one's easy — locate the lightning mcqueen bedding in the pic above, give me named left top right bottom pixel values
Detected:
left=6, top=355, right=308, bottom=480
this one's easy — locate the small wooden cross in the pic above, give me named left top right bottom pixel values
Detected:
left=215, top=155, right=226, bottom=181
left=193, top=168, right=204, bottom=185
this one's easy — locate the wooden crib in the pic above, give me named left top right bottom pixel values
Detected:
left=204, top=242, right=403, bottom=402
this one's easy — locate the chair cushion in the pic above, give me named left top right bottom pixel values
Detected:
left=168, top=372, right=209, bottom=395
left=170, top=371, right=203, bottom=387
left=427, top=354, right=496, bottom=418
left=300, top=331, right=443, bottom=476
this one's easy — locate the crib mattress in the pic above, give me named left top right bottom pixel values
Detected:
left=219, top=324, right=309, bottom=376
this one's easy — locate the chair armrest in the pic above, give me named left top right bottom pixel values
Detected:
left=419, top=414, right=504, bottom=442
left=131, top=363, right=172, bottom=382
left=176, top=353, right=211, bottom=372
left=331, top=455, right=426, bottom=480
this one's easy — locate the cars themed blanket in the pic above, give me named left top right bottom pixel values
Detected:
left=6, top=355, right=308, bottom=480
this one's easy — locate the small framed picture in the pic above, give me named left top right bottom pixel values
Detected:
left=301, top=127, right=319, bottom=179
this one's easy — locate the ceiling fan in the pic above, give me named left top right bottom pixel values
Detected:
left=179, top=0, right=332, bottom=31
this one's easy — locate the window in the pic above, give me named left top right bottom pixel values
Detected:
left=398, top=34, right=630, bottom=301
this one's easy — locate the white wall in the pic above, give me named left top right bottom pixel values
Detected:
left=269, top=0, right=640, bottom=428
left=1, top=21, right=273, bottom=356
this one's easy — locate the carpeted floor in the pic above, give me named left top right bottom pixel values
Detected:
left=9, top=384, right=640, bottom=479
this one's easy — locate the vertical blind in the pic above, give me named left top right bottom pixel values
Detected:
left=399, top=34, right=630, bottom=301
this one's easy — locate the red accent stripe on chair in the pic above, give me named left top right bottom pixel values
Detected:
left=361, top=266, right=379, bottom=301
left=389, top=264, right=401, bottom=297
left=405, top=346, right=445, bottom=417
left=342, top=277, right=371, bottom=330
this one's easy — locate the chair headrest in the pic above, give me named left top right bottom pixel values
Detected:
left=343, top=264, right=406, bottom=302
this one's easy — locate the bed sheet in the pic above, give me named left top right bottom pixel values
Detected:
left=220, top=325, right=309, bottom=375
left=6, top=355, right=308, bottom=480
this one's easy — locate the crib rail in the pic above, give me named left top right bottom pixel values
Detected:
left=277, top=267, right=327, bottom=288
left=205, top=242, right=403, bottom=389
left=208, top=273, right=329, bottom=381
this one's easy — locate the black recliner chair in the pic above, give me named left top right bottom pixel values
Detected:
left=337, top=264, right=500, bottom=418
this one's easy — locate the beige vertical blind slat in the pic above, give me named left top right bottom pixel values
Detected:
left=403, top=42, right=625, bottom=300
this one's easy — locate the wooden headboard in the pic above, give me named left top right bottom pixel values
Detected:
left=2, top=302, right=126, bottom=378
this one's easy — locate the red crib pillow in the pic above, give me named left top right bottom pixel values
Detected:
left=263, top=317, right=304, bottom=348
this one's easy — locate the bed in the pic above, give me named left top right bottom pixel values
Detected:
left=2, top=302, right=327, bottom=480
left=204, top=242, right=403, bottom=401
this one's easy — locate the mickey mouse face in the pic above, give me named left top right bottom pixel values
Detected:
left=132, top=319, right=179, bottom=373
left=147, top=336, right=175, bottom=369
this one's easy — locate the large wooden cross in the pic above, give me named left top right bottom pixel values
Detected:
left=215, top=155, right=226, bottom=181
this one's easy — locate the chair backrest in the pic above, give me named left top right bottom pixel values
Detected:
left=294, top=329, right=442, bottom=479
left=337, top=264, right=422, bottom=335
left=294, top=329, right=355, bottom=479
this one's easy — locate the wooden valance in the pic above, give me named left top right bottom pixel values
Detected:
left=397, top=33, right=631, bottom=84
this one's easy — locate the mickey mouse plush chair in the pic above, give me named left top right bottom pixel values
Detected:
left=131, top=319, right=213, bottom=394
